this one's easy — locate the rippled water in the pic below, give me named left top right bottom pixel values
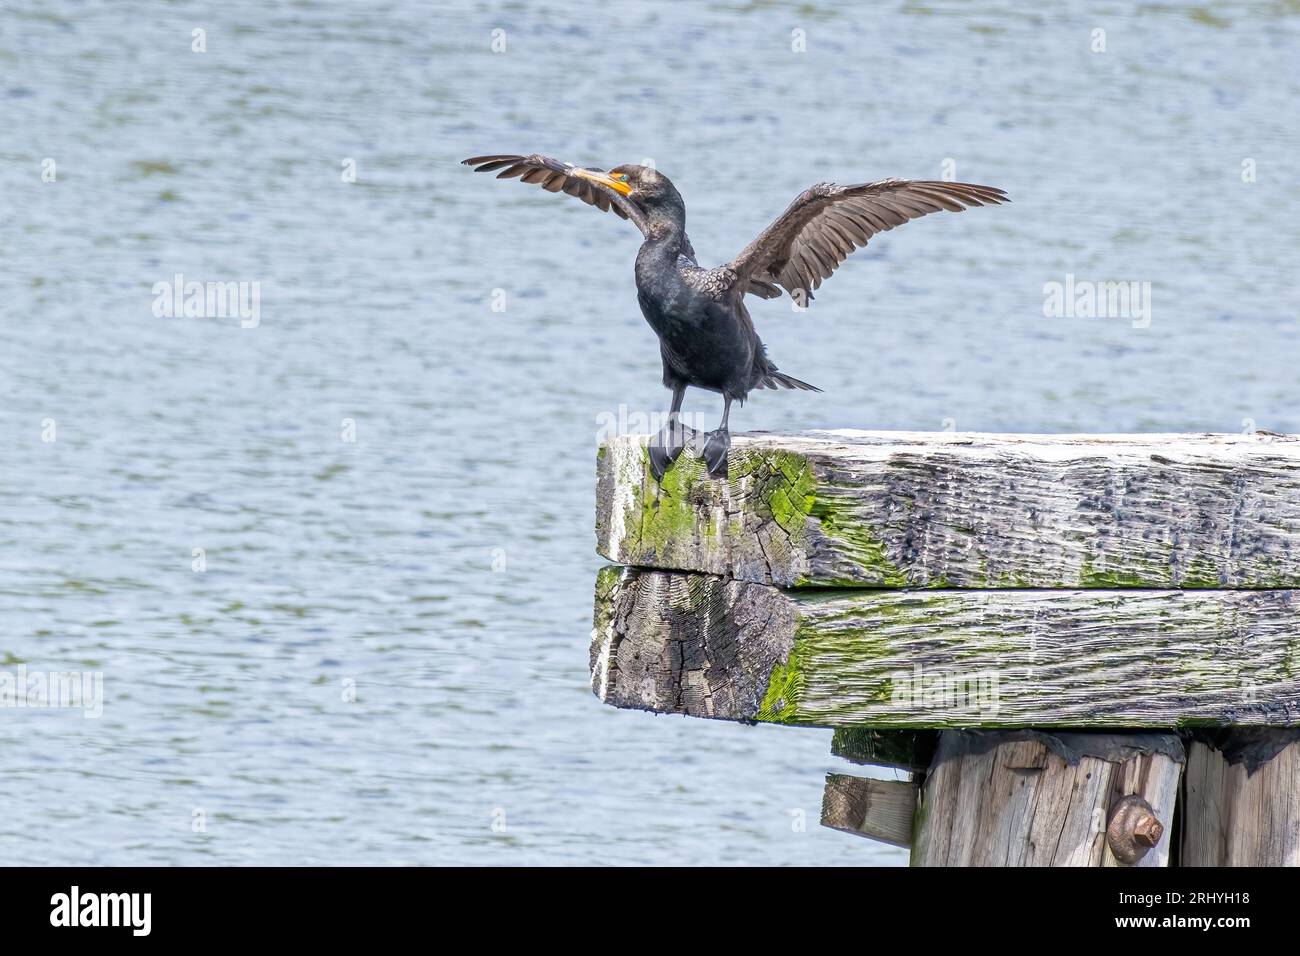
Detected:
left=1, top=1, right=1297, bottom=864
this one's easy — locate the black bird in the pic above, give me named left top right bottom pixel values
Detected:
left=462, top=154, right=1007, bottom=479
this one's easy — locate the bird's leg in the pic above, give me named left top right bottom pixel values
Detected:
left=648, top=384, right=692, bottom=482
left=667, top=384, right=701, bottom=446
left=701, top=396, right=732, bottom=478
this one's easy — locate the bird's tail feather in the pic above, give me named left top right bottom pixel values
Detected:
left=760, top=370, right=822, bottom=392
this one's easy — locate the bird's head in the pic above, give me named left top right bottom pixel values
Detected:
left=575, top=164, right=682, bottom=212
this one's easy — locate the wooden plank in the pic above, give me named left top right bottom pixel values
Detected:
left=1181, top=731, right=1300, bottom=865
left=820, top=773, right=918, bottom=847
left=596, top=430, right=1300, bottom=588
left=912, top=731, right=1183, bottom=867
left=590, top=567, right=1300, bottom=728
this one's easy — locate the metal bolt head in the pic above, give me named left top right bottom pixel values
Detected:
left=1107, top=794, right=1164, bottom=864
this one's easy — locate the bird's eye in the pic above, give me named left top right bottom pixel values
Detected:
left=617, top=174, right=629, bottom=183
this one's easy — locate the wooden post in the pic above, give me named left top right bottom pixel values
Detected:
left=1181, top=730, right=1300, bottom=865
left=911, top=731, right=1183, bottom=867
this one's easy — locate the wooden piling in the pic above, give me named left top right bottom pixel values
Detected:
left=1181, top=730, right=1300, bottom=865
left=910, top=731, right=1182, bottom=867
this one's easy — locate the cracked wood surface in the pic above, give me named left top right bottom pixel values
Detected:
left=590, top=567, right=1300, bottom=727
left=596, top=430, right=1300, bottom=588
left=912, top=731, right=1183, bottom=867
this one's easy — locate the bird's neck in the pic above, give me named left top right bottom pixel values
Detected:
left=636, top=225, right=684, bottom=282
left=644, top=192, right=686, bottom=239
left=644, top=210, right=686, bottom=240
left=641, top=207, right=686, bottom=256
left=634, top=198, right=689, bottom=293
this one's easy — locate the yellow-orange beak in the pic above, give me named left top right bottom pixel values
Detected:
left=573, top=168, right=632, bottom=196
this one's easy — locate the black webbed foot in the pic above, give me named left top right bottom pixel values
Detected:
left=701, top=427, right=731, bottom=478
left=647, top=422, right=699, bottom=482
left=647, top=443, right=679, bottom=482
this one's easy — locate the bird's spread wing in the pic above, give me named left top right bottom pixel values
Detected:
left=726, top=179, right=1008, bottom=304
left=461, top=154, right=651, bottom=235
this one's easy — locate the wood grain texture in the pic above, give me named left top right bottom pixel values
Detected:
left=831, top=728, right=937, bottom=772
left=596, top=430, right=1300, bottom=588
left=1181, top=736, right=1300, bottom=865
left=912, top=731, right=1183, bottom=867
left=591, top=568, right=1300, bottom=727
left=820, top=773, right=918, bottom=848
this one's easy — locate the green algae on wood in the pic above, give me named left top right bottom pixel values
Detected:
left=591, top=567, right=1300, bottom=729
left=756, top=632, right=807, bottom=722
left=831, top=727, right=938, bottom=772
left=595, top=430, right=1300, bottom=589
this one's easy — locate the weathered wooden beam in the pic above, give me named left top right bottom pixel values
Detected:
left=1181, top=730, right=1300, bottom=865
left=911, top=731, right=1183, bottom=867
left=831, top=727, right=938, bottom=772
left=596, top=431, right=1300, bottom=588
left=590, top=567, right=1300, bottom=728
left=820, top=773, right=918, bottom=847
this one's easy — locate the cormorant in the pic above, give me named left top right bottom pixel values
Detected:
left=462, top=154, right=1008, bottom=479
